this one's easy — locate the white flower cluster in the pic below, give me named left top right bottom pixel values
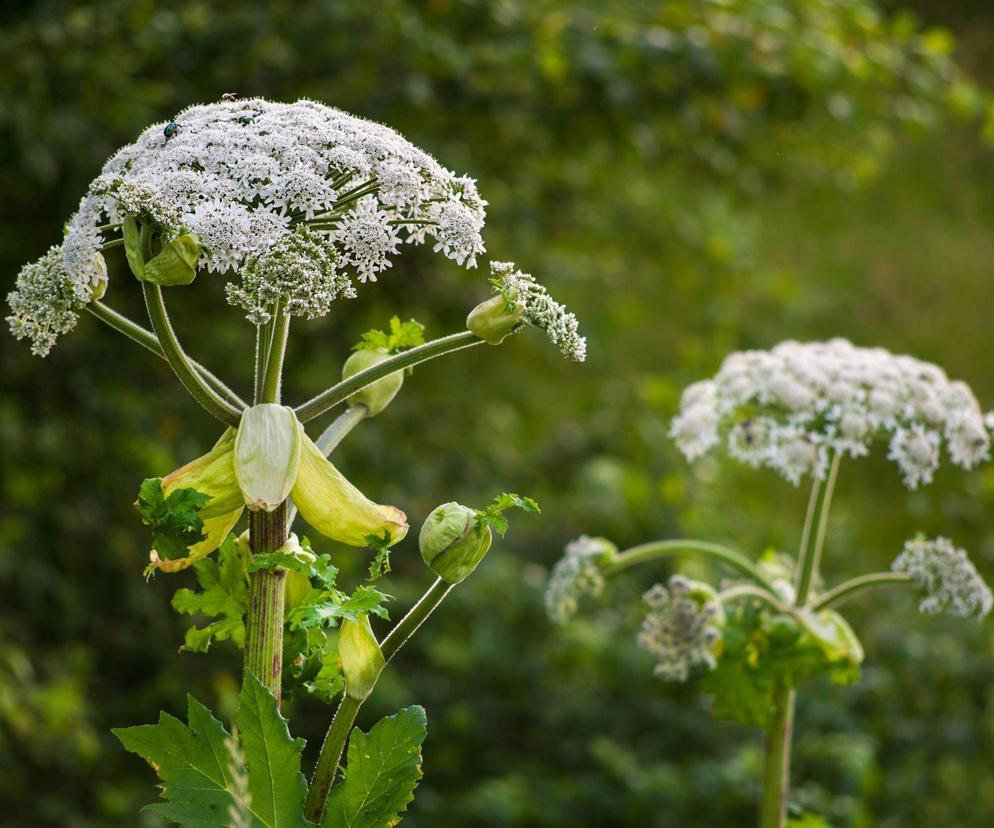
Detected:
left=8, top=98, right=488, bottom=352
left=892, top=536, right=993, bottom=619
left=490, top=261, right=586, bottom=362
left=225, top=226, right=352, bottom=324
left=636, top=575, right=724, bottom=682
left=6, top=246, right=103, bottom=357
left=670, top=339, right=992, bottom=488
left=545, top=536, right=611, bottom=624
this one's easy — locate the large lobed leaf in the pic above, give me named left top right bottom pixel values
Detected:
left=323, top=706, right=427, bottom=828
left=114, top=673, right=312, bottom=827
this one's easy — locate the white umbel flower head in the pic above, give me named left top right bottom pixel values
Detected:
left=636, top=575, right=725, bottom=682
left=488, top=261, right=587, bottom=362
left=669, top=339, right=992, bottom=488
left=892, top=536, right=993, bottom=619
left=8, top=98, right=489, bottom=353
left=545, top=535, right=617, bottom=624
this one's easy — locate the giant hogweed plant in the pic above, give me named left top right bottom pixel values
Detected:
left=8, top=98, right=585, bottom=826
left=547, top=339, right=993, bottom=828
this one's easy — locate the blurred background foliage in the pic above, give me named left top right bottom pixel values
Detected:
left=2, top=0, right=994, bottom=825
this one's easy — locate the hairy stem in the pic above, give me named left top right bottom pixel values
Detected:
left=260, top=303, right=290, bottom=405
left=87, top=302, right=247, bottom=408
left=304, top=578, right=453, bottom=822
left=760, top=682, right=796, bottom=828
left=812, top=572, right=914, bottom=612
left=142, top=283, right=242, bottom=426
left=295, top=331, right=483, bottom=423
left=244, top=505, right=288, bottom=700
left=603, top=539, right=778, bottom=594
left=795, top=454, right=841, bottom=606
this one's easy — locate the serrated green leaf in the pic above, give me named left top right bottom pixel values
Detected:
left=171, top=534, right=248, bottom=653
left=248, top=551, right=313, bottom=574
left=136, top=477, right=210, bottom=560
left=114, top=674, right=315, bottom=828
left=322, top=706, right=427, bottom=828
left=236, top=674, right=311, bottom=828
left=474, top=491, right=540, bottom=538
left=353, top=316, right=425, bottom=355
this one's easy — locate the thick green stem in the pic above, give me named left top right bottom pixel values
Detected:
left=603, top=539, right=778, bottom=594
left=244, top=504, right=288, bottom=700
left=304, top=578, right=453, bottom=822
left=760, top=682, right=796, bottom=828
left=260, top=304, right=290, bottom=404
left=295, top=331, right=483, bottom=423
left=87, top=302, right=247, bottom=408
left=142, top=283, right=242, bottom=426
left=812, top=572, right=914, bottom=612
left=795, top=454, right=841, bottom=606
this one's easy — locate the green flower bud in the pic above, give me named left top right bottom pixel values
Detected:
left=339, top=614, right=385, bottom=701
left=466, top=294, right=525, bottom=345
left=142, top=233, right=201, bottom=286
left=90, top=252, right=108, bottom=301
left=419, top=502, right=492, bottom=584
left=342, top=349, right=404, bottom=416
left=234, top=405, right=302, bottom=512
left=292, top=430, right=408, bottom=546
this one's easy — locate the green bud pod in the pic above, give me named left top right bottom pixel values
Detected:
left=292, top=430, right=408, bottom=546
left=123, top=215, right=145, bottom=280
left=142, top=233, right=201, bottom=286
left=419, top=502, right=492, bottom=584
left=466, top=294, right=524, bottom=345
left=342, top=349, right=404, bottom=416
left=339, top=614, right=385, bottom=701
left=234, top=405, right=302, bottom=512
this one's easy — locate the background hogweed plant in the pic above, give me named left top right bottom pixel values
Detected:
left=547, top=339, right=993, bottom=828
left=7, top=97, right=582, bottom=827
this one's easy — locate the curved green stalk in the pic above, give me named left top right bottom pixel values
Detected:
left=304, top=578, right=453, bottom=823
left=795, top=453, right=841, bottom=606
left=141, top=284, right=242, bottom=426
left=295, top=331, right=483, bottom=423
left=812, top=572, right=914, bottom=612
left=603, top=539, right=778, bottom=594
left=86, top=302, right=247, bottom=409
left=718, top=584, right=790, bottom=613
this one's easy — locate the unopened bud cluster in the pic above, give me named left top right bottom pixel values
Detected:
left=892, top=536, right=993, bottom=619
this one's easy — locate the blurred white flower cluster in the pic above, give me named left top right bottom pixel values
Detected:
left=892, top=537, right=992, bottom=619
left=489, top=261, right=587, bottom=362
left=670, top=339, right=992, bottom=488
left=636, top=575, right=724, bottom=682
left=545, top=535, right=612, bottom=624
left=9, top=98, right=488, bottom=353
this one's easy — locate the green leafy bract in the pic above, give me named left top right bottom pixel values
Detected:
left=364, top=531, right=393, bottom=581
left=353, top=316, right=425, bottom=355
left=113, top=673, right=312, bottom=827
left=474, top=492, right=540, bottom=537
left=171, top=534, right=249, bottom=653
left=322, top=706, right=427, bottom=828
left=136, top=477, right=210, bottom=560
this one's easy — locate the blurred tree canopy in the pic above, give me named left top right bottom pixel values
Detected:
left=3, top=1, right=994, bottom=826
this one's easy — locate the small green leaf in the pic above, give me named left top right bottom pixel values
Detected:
left=322, top=706, right=427, bottom=828
left=365, top=531, right=393, bottom=581
left=287, top=585, right=390, bottom=630
left=143, top=233, right=201, bottom=286
left=136, top=477, right=211, bottom=560
left=248, top=551, right=313, bottom=574
left=474, top=492, right=540, bottom=538
left=353, top=316, right=425, bottom=355
left=171, top=534, right=248, bottom=653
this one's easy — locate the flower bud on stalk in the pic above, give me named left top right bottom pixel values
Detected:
left=341, top=349, right=404, bottom=416
left=234, top=404, right=301, bottom=511
left=339, top=614, right=385, bottom=701
left=122, top=215, right=201, bottom=286
left=419, top=503, right=493, bottom=585
left=466, top=294, right=525, bottom=345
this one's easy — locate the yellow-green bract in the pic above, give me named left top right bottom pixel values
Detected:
left=339, top=614, right=385, bottom=701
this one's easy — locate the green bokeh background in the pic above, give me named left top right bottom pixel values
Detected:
left=3, top=1, right=994, bottom=825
